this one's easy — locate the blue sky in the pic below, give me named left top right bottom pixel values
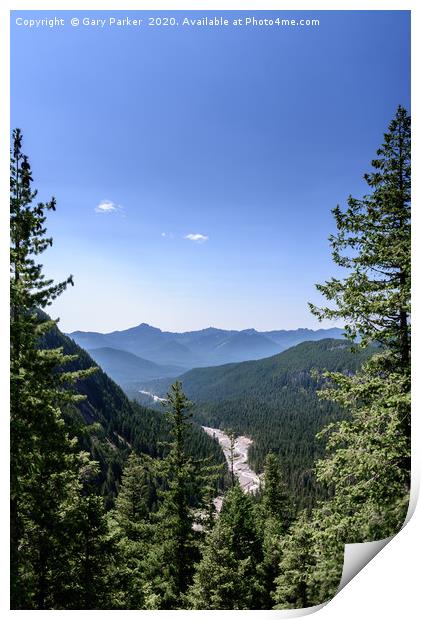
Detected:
left=10, top=10, right=410, bottom=333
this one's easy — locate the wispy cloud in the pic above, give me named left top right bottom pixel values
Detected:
left=95, top=199, right=123, bottom=214
left=161, top=232, right=174, bottom=239
left=184, top=233, right=209, bottom=243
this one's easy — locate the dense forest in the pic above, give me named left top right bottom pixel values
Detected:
left=40, top=318, right=227, bottom=507
left=139, top=339, right=374, bottom=508
left=10, top=106, right=410, bottom=609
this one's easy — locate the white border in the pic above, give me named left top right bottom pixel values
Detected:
left=1, top=2, right=419, bottom=618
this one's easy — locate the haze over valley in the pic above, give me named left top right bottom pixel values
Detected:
left=69, top=322, right=345, bottom=386
left=66, top=320, right=371, bottom=508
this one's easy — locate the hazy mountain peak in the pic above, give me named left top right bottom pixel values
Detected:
left=69, top=324, right=346, bottom=371
left=125, top=322, right=162, bottom=333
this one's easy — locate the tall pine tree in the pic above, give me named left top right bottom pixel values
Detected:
left=10, top=129, right=101, bottom=608
left=309, top=105, right=411, bottom=535
left=188, top=484, right=263, bottom=609
left=309, top=105, right=410, bottom=371
left=107, top=453, right=157, bottom=609
left=273, top=106, right=411, bottom=610
left=144, top=382, right=199, bottom=608
left=259, top=453, right=293, bottom=608
left=274, top=106, right=411, bottom=610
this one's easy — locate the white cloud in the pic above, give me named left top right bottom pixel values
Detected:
left=184, top=233, right=209, bottom=243
left=95, top=200, right=122, bottom=214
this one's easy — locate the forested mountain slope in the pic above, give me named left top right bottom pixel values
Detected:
left=143, top=339, right=373, bottom=508
left=40, top=321, right=226, bottom=506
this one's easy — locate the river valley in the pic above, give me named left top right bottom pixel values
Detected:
left=202, top=426, right=261, bottom=511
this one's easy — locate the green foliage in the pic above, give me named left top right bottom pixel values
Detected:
left=273, top=511, right=332, bottom=609
left=188, top=484, right=263, bottom=609
left=40, top=322, right=227, bottom=506
left=50, top=463, right=114, bottom=609
left=162, top=339, right=372, bottom=508
left=106, top=454, right=157, bottom=609
left=10, top=129, right=106, bottom=608
left=274, top=106, right=412, bottom=610
left=257, top=453, right=294, bottom=608
left=141, top=382, right=201, bottom=609
left=261, top=452, right=293, bottom=526
left=315, top=352, right=410, bottom=540
left=309, top=105, right=410, bottom=369
left=309, top=105, right=411, bottom=540
left=112, top=453, right=155, bottom=538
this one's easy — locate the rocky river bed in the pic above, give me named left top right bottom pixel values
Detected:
left=202, top=426, right=261, bottom=511
left=137, top=389, right=261, bottom=514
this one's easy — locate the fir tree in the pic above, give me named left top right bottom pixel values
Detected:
left=259, top=453, right=293, bottom=608
left=107, top=454, right=157, bottom=609
left=10, top=129, right=97, bottom=608
left=309, top=105, right=410, bottom=371
left=314, top=354, right=410, bottom=540
left=308, top=106, right=411, bottom=534
left=51, top=458, right=114, bottom=609
left=273, top=512, right=319, bottom=609
left=188, top=484, right=263, bottom=609
left=144, top=382, right=199, bottom=608
left=112, top=453, right=154, bottom=538
left=274, top=106, right=411, bottom=611
left=261, top=452, right=292, bottom=527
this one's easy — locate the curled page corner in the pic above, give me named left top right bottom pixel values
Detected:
left=338, top=536, right=394, bottom=593
left=337, top=484, right=418, bottom=595
left=259, top=602, right=327, bottom=618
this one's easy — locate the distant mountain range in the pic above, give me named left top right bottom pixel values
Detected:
left=68, top=324, right=345, bottom=385
left=63, top=319, right=372, bottom=507
left=39, top=316, right=226, bottom=506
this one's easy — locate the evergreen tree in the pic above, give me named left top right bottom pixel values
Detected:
left=273, top=512, right=319, bottom=609
left=10, top=129, right=98, bottom=608
left=261, top=452, right=292, bottom=527
left=259, top=453, right=293, bottom=608
left=107, top=454, right=157, bottom=609
left=308, top=106, right=411, bottom=535
left=187, top=518, right=251, bottom=609
left=51, top=458, right=114, bottom=609
left=309, top=105, right=410, bottom=371
left=112, top=453, right=155, bottom=538
left=274, top=106, right=411, bottom=611
left=188, top=484, right=263, bottom=609
left=144, top=382, right=199, bottom=608
left=314, top=354, right=410, bottom=540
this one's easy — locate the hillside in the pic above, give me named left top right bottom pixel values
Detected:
left=141, top=339, right=373, bottom=508
left=87, top=346, right=184, bottom=384
left=40, top=321, right=226, bottom=506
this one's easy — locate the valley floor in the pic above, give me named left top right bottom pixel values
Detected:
left=202, top=426, right=261, bottom=511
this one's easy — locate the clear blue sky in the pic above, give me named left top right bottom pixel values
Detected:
left=11, top=10, right=410, bottom=333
